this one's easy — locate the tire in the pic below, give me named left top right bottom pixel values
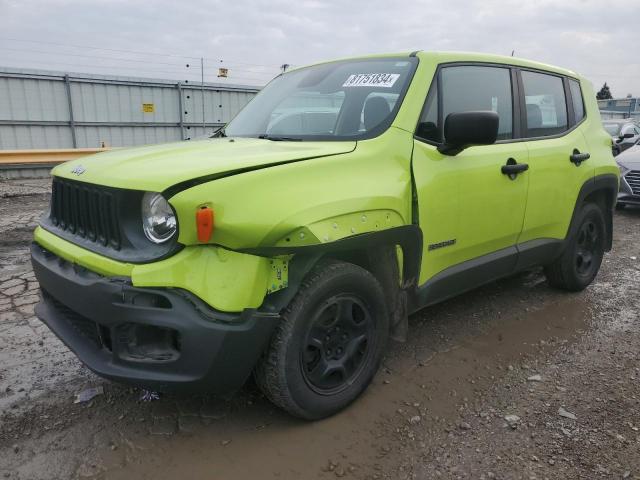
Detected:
left=544, top=202, right=606, bottom=292
left=255, top=260, right=389, bottom=420
left=615, top=203, right=626, bottom=211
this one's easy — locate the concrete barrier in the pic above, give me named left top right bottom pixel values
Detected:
left=0, top=148, right=108, bottom=179
left=0, top=148, right=108, bottom=165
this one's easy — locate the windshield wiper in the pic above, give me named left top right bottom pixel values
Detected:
left=211, top=127, right=227, bottom=138
left=257, top=134, right=303, bottom=141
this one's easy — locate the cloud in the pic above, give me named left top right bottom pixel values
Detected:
left=0, top=0, right=637, bottom=95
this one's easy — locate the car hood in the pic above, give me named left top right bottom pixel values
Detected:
left=53, top=138, right=357, bottom=193
left=616, top=145, right=640, bottom=168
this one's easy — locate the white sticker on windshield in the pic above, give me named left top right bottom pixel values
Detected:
left=342, top=73, right=400, bottom=88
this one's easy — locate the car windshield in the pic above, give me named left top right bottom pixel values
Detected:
left=224, top=57, right=418, bottom=141
left=603, top=123, right=622, bottom=136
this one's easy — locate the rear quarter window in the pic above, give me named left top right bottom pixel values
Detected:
left=569, top=79, right=585, bottom=123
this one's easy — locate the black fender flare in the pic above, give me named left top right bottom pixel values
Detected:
left=247, top=225, right=423, bottom=314
left=567, top=173, right=618, bottom=252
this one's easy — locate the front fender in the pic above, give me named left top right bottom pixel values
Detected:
left=168, top=128, right=414, bottom=251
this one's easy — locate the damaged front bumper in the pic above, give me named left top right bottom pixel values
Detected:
left=31, top=242, right=279, bottom=393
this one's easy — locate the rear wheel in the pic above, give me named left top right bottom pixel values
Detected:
left=255, top=260, right=389, bottom=420
left=544, top=202, right=606, bottom=291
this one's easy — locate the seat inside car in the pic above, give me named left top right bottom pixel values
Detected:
left=526, top=103, right=543, bottom=132
left=363, top=96, right=391, bottom=131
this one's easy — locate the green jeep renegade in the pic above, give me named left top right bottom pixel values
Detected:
left=32, top=52, right=619, bottom=419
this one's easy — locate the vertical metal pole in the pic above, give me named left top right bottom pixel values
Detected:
left=177, top=82, right=185, bottom=140
left=64, top=74, right=78, bottom=148
left=201, top=57, right=206, bottom=133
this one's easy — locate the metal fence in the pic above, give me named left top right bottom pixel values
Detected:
left=600, top=111, right=640, bottom=122
left=0, top=67, right=260, bottom=150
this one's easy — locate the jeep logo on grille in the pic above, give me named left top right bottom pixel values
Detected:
left=71, top=165, right=86, bottom=176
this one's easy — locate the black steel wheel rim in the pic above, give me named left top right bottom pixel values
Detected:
left=300, top=295, right=375, bottom=395
left=575, top=219, right=599, bottom=277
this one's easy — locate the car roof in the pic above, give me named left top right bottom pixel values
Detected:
left=415, top=51, right=579, bottom=78
left=291, top=51, right=581, bottom=79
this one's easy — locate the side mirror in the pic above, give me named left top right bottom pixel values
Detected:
left=438, top=111, right=499, bottom=156
left=621, top=132, right=635, bottom=139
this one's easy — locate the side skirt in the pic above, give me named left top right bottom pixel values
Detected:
left=408, top=238, right=564, bottom=314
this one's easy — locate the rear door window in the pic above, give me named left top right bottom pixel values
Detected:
left=521, top=71, right=568, bottom=137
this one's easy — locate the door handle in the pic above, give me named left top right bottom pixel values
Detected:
left=501, top=158, right=529, bottom=180
left=570, top=149, right=590, bottom=166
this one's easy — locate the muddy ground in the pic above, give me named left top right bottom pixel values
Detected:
left=0, top=178, right=639, bottom=480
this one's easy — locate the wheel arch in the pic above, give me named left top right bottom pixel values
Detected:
left=569, top=174, right=618, bottom=252
left=255, top=225, right=423, bottom=339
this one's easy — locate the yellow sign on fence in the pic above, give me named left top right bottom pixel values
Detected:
left=142, top=103, right=155, bottom=113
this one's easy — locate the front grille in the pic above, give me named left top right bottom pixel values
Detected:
left=50, top=177, right=121, bottom=250
left=625, top=170, right=640, bottom=195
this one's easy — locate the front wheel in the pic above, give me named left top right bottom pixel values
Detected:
left=544, top=202, right=606, bottom=292
left=255, top=260, right=389, bottom=420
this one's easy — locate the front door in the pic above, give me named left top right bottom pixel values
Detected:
left=412, top=64, right=529, bottom=287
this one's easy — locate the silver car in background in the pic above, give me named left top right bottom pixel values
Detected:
left=603, top=119, right=640, bottom=156
left=616, top=141, right=640, bottom=208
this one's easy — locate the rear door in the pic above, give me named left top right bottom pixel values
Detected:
left=516, top=71, right=593, bottom=246
left=412, top=64, right=529, bottom=286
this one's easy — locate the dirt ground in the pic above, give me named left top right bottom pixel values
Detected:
left=0, top=178, right=639, bottom=480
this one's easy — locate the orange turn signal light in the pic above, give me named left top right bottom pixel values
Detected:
left=196, top=206, right=214, bottom=242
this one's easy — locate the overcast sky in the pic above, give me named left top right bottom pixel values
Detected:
left=0, top=0, right=637, bottom=96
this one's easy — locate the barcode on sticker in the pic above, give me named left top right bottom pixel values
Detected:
left=343, top=73, right=400, bottom=88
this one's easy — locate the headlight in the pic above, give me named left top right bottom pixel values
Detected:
left=141, top=192, right=177, bottom=243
